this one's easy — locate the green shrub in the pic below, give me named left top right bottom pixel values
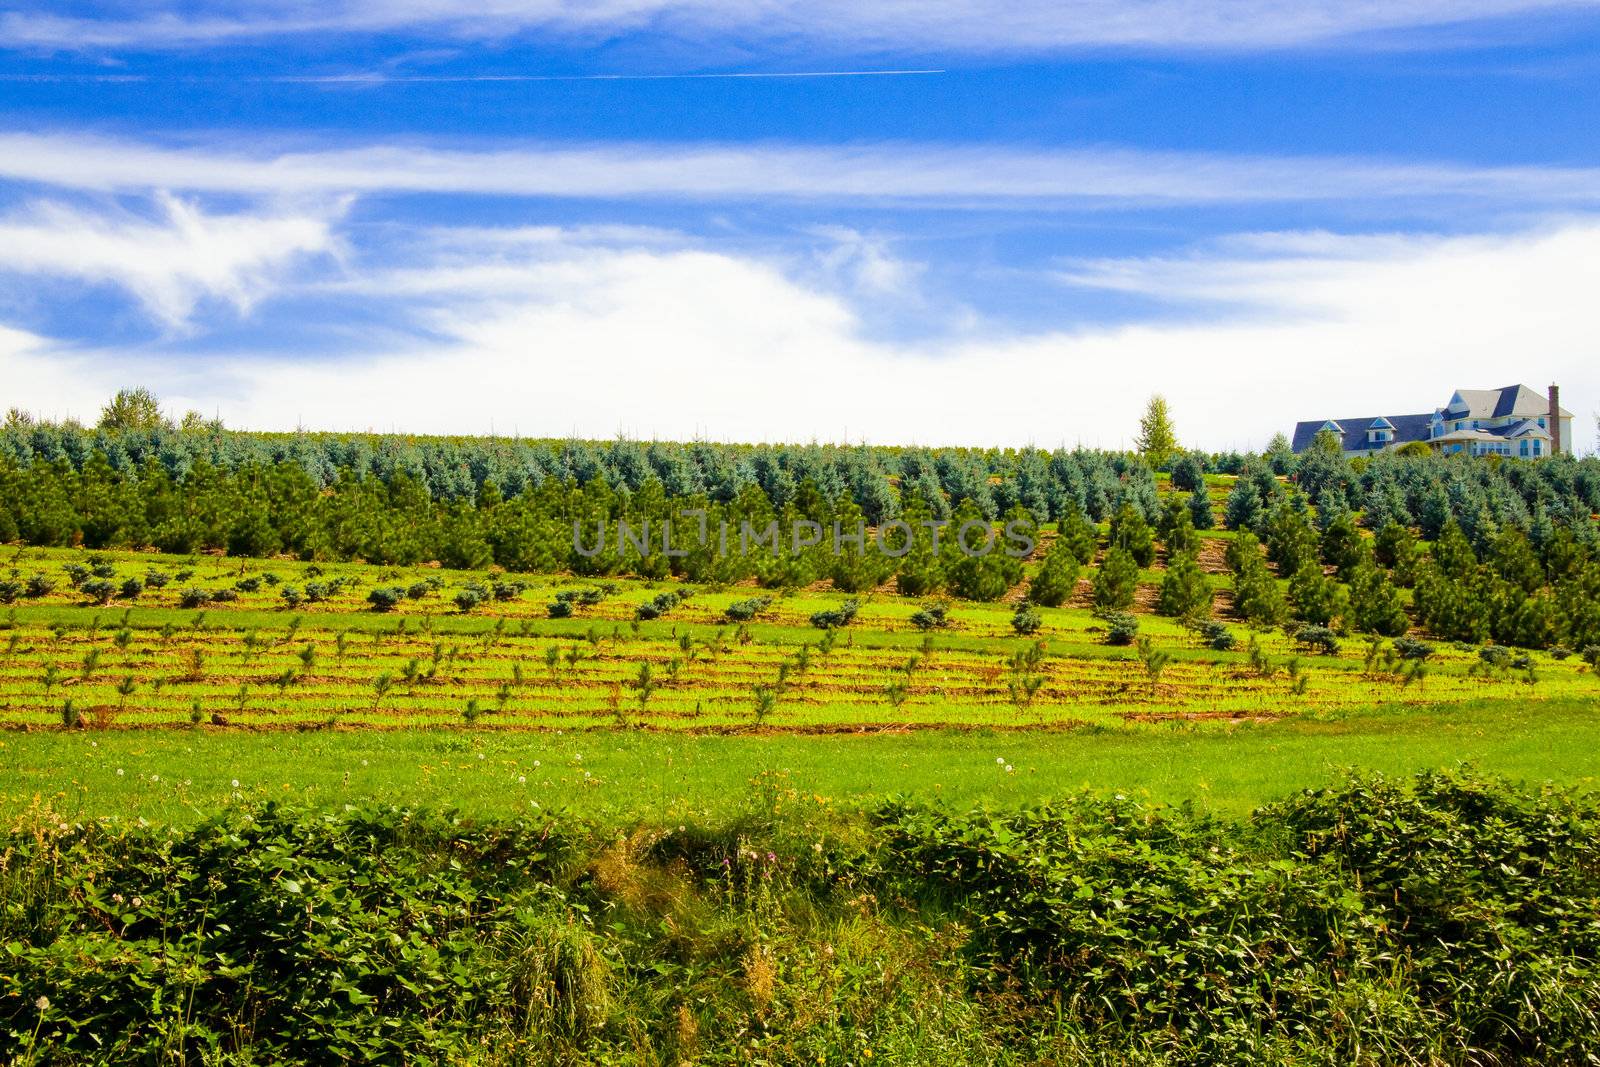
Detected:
left=809, top=599, right=860, bottom=630
left=1293, top=624, right=1340, bottom=656
left=1010, top=604, right=1042, bottom=636
left=1101, top=611, right=1139, bottom=646
left=178, top=588, right=212, bottom=609
left=723, top=595, right=773, bottom=622
left=1393, top=636, right=1434, bottom=661
left=79, top=578, right=116, bottom=604
left=908, top=603, right=950, bottom=631
left=1197, top=620, right=1235, bottom=651
left=367, top=587, right=406, bottom=612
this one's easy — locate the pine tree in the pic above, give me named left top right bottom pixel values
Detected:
left=1092, top=545, right=1140, bottom=613
left=1109, top=502, right=1156, bottom=568
left=1224, top=475, right=1265, bottom=531
left=1158, top=550, right=1212, bottom=621
left=1187, top=482, right=1215, bottom=531
left=1135, top=395, right=1179, bottom=470
left=1348, top=558, right=1410, bottom=636
left=1320, top=510, right=1365, bottom=580
left=1055, top=505, right=1099, bottom=565
left=1028, top=535, right=1083, bottom=608
left=1265, top=498, right=1320, bottom=577
left=1157, top=495, right=1198, bottom=557
left=1289, top=563, right=1347, bottom=628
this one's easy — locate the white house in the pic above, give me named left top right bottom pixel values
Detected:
left=1292, top=384, right=1574, bottom=460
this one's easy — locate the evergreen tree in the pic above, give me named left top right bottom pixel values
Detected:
left=1055, top=505, right=1100, bottom=565
left=1224, top=474, right=1265, bottom=531
left=1348, top=558, right=1410, bottom=636
left=1319, top=510, right=1365, bottom=580
left=1169, top=452, right=1205, bottom=492
left=1092, top=545, right=1140, bottom=614
left=1265, top=498, right=1320, bottom=577
left=1187, top=482, right=1215, bottom=531
left=1157, top=550, right=1212, bottom=621
left=1289, top=563, right=1347, bottom=628
left=1157, top=495, right=1198, bottom=558
left=1028, top=535, right=1083, bottom=608
left=1109, top=501, right=1156, bottom=568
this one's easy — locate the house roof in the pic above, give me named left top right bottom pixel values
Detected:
left=1294, top=384, right=1574, bottom=454
left=1291, top=412, right=1432, bottom=454
left=1441, top=384, right=1573, bottom=421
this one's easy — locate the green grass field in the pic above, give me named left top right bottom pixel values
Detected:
left=3, top=541, right=1596, bottom=828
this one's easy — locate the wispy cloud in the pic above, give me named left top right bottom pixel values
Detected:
left=0, top=194, right=340, bottom=329
left=6, top=216, right=1598, bottom=449
left=3, top=1, right=1596, bottom=52
left=4, top=131, right=1600, bottom=210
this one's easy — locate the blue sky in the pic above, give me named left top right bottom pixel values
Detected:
left=2, top=2, right=1599, bottom=450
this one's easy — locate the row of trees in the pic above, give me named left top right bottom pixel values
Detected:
left=2, top=406, right=1162, bottom=527
left=1221, top=490, right=1600, bottom=650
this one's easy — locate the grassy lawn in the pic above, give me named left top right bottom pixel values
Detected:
left=8, top=696, right=1600, bottom=825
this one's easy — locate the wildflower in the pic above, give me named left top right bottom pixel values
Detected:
left=1005, top=765, right=1014, bottom=774
left=116, top=768, right=124, bottom=776
left=150, top=774, right=159, bottom=782
left=517, top=775, right=526, bottom=784
left=813, top=842, right=823, bottom=852
left=532, top=760, right=541, bottom=768
left=995, top=757, right=1004, bottom=765
left=131, top=896, right=143, bottom=908
left=361, top=759, right=368, bottom=766
left=35, top=996, right=49, bottom=1012
left=231, top=779, right=240, bottom=788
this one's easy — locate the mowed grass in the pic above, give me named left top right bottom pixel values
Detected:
left=7, top=698, right=1600, bottom=825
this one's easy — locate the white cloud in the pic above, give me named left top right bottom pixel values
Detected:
left=2, top=0, right=1596, bottom=52
left=7, top=218, right=1598, bottom=451
left=0, top=194, right=339, bottom=329
left=3, top=130, right=1600, bottom=210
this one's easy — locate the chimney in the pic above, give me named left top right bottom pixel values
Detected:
left=1548, top=384, right=1561, bottom=455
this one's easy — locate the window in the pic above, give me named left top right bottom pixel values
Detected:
left=1534, top=441, right=1542, bottom=457
left=1521, top=441, right=1529, bottom=457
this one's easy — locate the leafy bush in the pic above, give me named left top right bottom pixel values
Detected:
left=1101, top=611, right=1139, bottom=646
left=178, top=588, right=213, bottom=609
left=280, top=585, right=304, bottom=608
left=209, top=588, right=240, bottom=603
left=1582, top=645, right=1600, bottom=669
left=908, top=603, right=950, bottom=631
left=62, top=563, right=89, bottom=588
left=24, top=574, right=55, bottom=599
left=142, top=569, right=170, bottom=589
left=878, top=769, right=1600, bottom=1063
left=117, top=577, right=143, bottom=601
left=235, top=576, right=262, bottom=593
left=548, top=600, right=574, bottom=619
left=491, top=580, right=527, bottom=602
left=1480, top=645, right=1513, bottom=668
left=723, top=595, right=773, bottom=622
left=407, top=581, right=433, bottom=600
left=304, top=581, right=330, bottom=603
left=367, top=586, right=406, bottom=612
left=809, top=599, right=860, bottom=630
left=454, top=585, right=486, bottom=613
left=1292, top=624, right=1340, bottom=656
left=0, top=580, right=20, bottom=604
